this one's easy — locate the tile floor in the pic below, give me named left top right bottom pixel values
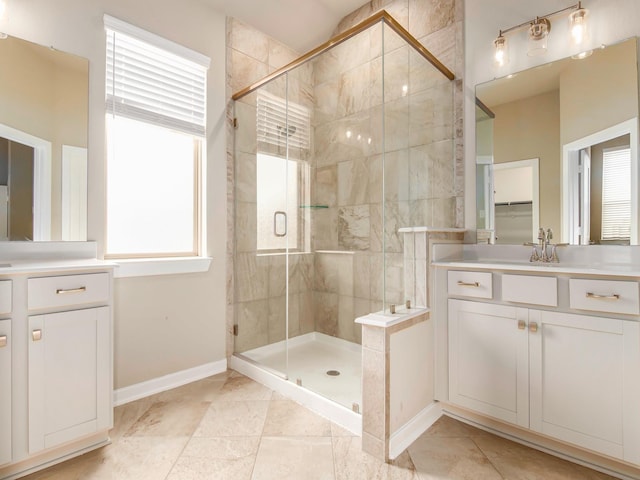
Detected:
left=23, top=371, right=618, bottom=480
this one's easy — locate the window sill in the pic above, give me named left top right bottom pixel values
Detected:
left=112, top=256, right=212, bottom=278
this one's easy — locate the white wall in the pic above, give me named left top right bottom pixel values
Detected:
left=0, top=0, right=228, bottom=388
left=464, top=0, right=640, bottom=233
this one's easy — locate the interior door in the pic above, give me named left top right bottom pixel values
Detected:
left=8, top=140, right=34, bottom=241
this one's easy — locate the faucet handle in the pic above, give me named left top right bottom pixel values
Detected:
left=538, top=227, right=545, bottom=240
left=546, top=228, right=553, bottom=241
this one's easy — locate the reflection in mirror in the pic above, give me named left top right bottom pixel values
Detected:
left=0, top=35, right=88, bottom=241
left=494, top=158, right=539, bottom=244
left=475, top=37, right=639, bottom=245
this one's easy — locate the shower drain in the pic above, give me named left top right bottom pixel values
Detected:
left=326, top=370, right=341, bottom=376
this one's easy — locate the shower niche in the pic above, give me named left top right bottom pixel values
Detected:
left=231, top=11, right=455, bottom=415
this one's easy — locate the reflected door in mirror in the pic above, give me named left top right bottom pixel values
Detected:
left=0, top=137, right=34, bottom=241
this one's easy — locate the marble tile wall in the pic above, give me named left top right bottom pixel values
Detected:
left=311, top=0, right=461, bottom=315
left=333, top=0, right=465, bottom=231
left=361, top=312, right=429, bottom=461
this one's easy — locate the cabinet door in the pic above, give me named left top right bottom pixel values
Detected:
left=28, top=307, right=110, bottom=453
left=530, top=310, right=640, bottom=464
left=448, top=299, right=529, bottom=427
left=0, top=319, right=11, bottom=466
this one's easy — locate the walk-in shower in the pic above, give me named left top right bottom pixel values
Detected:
left=230, top=10, right=454, bottom=426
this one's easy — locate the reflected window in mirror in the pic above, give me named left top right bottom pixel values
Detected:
left=601, top=145, right=631, bottom=243
left=104, top=16, right=210, bottom=258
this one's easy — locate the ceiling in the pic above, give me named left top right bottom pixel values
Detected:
left=203, top=0, right=371, bottom=52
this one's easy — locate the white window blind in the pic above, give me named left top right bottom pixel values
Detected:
left=105, top=15, right=209, bottom=137
left=601, top=146, right=631, bottom=240
left=257, top=91, right=310, bottom=150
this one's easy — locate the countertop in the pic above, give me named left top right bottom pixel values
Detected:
left=432, top=259, right=640, bottom=277
left=0, top=258, right=117, bottom=275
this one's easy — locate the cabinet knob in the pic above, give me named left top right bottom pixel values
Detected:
left=32, top=330, right=42, bottom=342
left=518, top=320, right=526, bottom=330
left=529, top=322, right=539, bottom=333
left=0, top=335, right=6, bottom=348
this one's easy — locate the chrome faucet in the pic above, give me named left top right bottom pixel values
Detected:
left=526, top=227, right=567, bottom=263
left=538, top=227, right=547, bottom=260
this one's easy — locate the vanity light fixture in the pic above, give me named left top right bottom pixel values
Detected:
left=493, top=2, right=590, bottom=65
left=494, top=33, right=508, bottom=67
left=527, top=17, right=551, bottom=56
left=569, top=3, right=589, bottom=47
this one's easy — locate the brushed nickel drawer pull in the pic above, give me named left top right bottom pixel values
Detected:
left=518, top=320, right=526, bottom=330
left=56, top=286, right=87, bottom=295
left=529, top=322, right=538, bottom=333
left=0, top=335, right=6, bottom=348
left=457, top=281, right=480, bottom=287
left=586, top=292, right=620, bottom=301
left=32, top=330, right=42, bottom=342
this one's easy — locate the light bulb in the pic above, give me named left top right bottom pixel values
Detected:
left=494, top=35, right=508, bottom=67
left=569, top=8, right=589, bottom=47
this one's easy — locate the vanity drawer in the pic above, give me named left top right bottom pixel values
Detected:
left=502, top=274, right=557, bottom=306
left=0, top=281, right=11, bottom=315
left=448, top=271, right=492, bottom=299
left=569, top=279, right=639, bottom=315
left=28, top=273, right=110, bottom=310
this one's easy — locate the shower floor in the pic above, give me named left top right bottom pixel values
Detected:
left=240, top=332, right=362, bottom=410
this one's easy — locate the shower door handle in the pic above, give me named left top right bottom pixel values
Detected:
left=274, top=211, right=287, bottom=237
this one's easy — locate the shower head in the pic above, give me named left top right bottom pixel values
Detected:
left=277, top=124, right=297, bottom=137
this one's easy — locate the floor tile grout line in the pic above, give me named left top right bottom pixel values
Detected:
left=469, top=435, right=507, bottom=480
left=249, top=384, right=275, bottom=480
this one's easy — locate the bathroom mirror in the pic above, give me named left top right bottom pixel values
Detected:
left=0, top=34, right=88, bottom=241
left=475, top=37, right=639, bottom=245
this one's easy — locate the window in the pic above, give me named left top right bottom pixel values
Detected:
left=256, top=153, right=303, bottom=251
left=601, top=146, right=631, bottom=241
left=104, top=15, right=210, bottom=258
left=255, top=91, right=310, bottom=252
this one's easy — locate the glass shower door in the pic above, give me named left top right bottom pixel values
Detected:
left=233, top=77, right=292, bottom=378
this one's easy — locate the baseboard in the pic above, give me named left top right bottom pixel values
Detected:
left=389, top=401, right=443, bottom=459
left=113, top=359, right=227, bottom=406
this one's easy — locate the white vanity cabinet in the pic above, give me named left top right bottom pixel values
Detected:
left=0, top=260, right=114, bottom=480
left=442, top=269, right=640, bottom=468
left=529, top=309, right=640, bottom=464
left=26, top=273, right=112, bottom=456
left=0, top=318, right=11, bottom=467
left=28, top=306, right=110, bottom=453
left=448, top=299, right=529, bottom=427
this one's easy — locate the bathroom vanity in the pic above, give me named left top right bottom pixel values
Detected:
left=432, top=244, right=640, bottom=477
left=0, top=242, right=114, bottom=479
